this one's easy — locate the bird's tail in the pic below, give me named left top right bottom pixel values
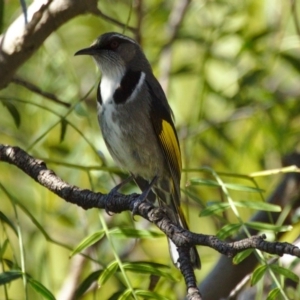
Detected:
left=171, top=206, right=201, bottom=269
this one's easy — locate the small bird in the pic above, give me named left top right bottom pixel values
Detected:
left=75, top=32, right=200, bottom=269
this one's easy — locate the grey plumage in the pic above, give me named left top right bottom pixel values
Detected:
left=75, top=32, right=201, bottom=269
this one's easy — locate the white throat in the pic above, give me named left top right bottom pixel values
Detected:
left=100, top=69, right=124, bottom=104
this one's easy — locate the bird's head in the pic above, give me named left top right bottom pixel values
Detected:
left=75, top=32, right=151, bottom=76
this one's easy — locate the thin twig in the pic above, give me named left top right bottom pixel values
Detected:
left=11, top=76, right=71, bottom=108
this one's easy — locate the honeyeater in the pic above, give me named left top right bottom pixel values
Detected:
left=75, top=32, right=200, bottom=269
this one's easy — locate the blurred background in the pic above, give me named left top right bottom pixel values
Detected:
left=1, top=0, right=300, bottom=299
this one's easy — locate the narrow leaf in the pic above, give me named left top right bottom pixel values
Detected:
left=189, top=178, right=264, bottom=193
left=266, top=288, right=280, bottom=300
left=75, top=270, right=102, bottom=299
left=233, top=249, right=254, bottom=264
left=233, top=201, right=281, bottom=212
left=135, top=289, right=169, bottom=300
left=70, top=230, right=105, bottom=257
left=98, top=261, right=118, bottom=286
left=123, top=262, right=176, bottom=281
left=251, top=265, right=267, bottom=285
left=28, top=277, right=56, bottom=300
left=0, top=211, right=18, bottom=235
left=2, top=101, right=21, bottom=127
left=0, top=239, right=8, bottom=259
left=217, top=223, right=242, bottom=240
left=0, top=270, right=22, bottom=285
left=118, top=288, right=132, bottom=300
left=60, top=119, right=68, bottom=142
left=245, top=222, right=292, bottom=232
left=270, top=264, right=299, bottom=283
left=200, top=202, right=230, bottom=217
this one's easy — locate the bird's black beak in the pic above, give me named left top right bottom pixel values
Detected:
left=74, top=46, right=97, bottom=56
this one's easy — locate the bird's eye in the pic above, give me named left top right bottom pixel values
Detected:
left=110, top=40, right=119, bottom=49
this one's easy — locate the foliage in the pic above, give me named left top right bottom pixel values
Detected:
left=1, top=0, right=300, bottom=299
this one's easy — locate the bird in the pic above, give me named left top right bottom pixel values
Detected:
left=74, top=32, right=200, bottom=269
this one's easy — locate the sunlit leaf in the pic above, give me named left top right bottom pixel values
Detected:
left=266, top=288, right=280, bottom=300
left=245, top=222, right=292, bottom=232
left=98, top=261, right=118, bottom=287
left=123, top=262, right=176, bottom=281
left=251, top=265, right=267, bottom=286
left=217, top=223, right=242, bottom=240
left=70, top=230, right=105, bottom=257
left=189, top=179, right=264, bottom=193
left=200, top=202, right=230, bottom=216
left=233, top=249, right=254, bottom=264
left=0, top=239, right=8, bottom=259
left=233, top=201, right=281, bottom=212
left=118, top=288, right=132, bottom=300
left=135, top=289, right=169, bottom=299
left=27, top=277, right=56, bottom=300
left=270, top=264, right=299, bottom=283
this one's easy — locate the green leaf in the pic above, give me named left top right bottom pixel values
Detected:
left=0, top=270, right=22, bottom=285
left=135, top=289, right=170, bottom=300
left=0, top=211, right=18, bottom=235
left=200, top=202, right=230, bottom=216
left=0, top=239, right=8, bottom=259
left=270, top=264, right=299, bottom=283
left=251, top=265, right=267, bottom=285
left=60, top=119, right=68, bottom=142
left=189, top=179, right=264, bottom=193
left=123, top=262, right=176, bottom=281
left=280, top=52, right=300, bottom=74
left=75, top=270, right=102, bottom=299
left=217, top=223, right=242, bottom=240
left=233, top=201, right=281, bottom=212
left=98, top=261, right=118, bottom=286
left=118, top=288, right=132, bottom=300
left=245, top=222, right=292, bottom=232
left=27, top=277, right=56, bottom=300
left=233, top=249, right=254, bottom=264
left=70, top=230, right=105, bottom=257
left=109, top=228, right=163, bottom=239
left=2, top=101, right=21, bottom=127
left=266, top=288, right=280, bottom=300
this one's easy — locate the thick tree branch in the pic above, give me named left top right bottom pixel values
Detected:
left=1, top=144, right=300, bottom=300
left=0, top=0, right=136, bottom=91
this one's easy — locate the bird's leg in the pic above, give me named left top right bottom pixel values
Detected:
left=132, top=175, right=158, bottom=217
left=105, top=175, right=134, bottom=215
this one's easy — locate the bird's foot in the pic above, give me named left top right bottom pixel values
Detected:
left=105, top=175, right=133, bottom=215
left=132, top=176, right=158, bottom=219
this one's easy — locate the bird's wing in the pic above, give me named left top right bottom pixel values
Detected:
left=145, top=76, right=182, bottom=206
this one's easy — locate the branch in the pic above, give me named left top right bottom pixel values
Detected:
left=1, top=144, right=300, bottom=300
left=11, top=76, right=71, bottom=107
left=199, top=153, right=300, bottom=299
left=0, top=0, right=136, bottom=91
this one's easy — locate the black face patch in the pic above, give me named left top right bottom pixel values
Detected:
left=113, top=70, right=142, bottom=104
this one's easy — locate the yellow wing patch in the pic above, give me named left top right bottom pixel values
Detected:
left=159, top=120, right=182, bottom=175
